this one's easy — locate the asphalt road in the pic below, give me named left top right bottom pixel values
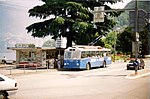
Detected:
left=7, top=60, right=150, bottom=99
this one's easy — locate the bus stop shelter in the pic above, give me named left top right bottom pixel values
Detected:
left=9, top=44, right=65, bottom=68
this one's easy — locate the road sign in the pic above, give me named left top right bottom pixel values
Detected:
left=130, top=18, right=147, bottom=26
left=93, top=6, right=105, bottom=23
left=138, top=9, right=147, bottom=17
left=129, top=9, right=148, bottom=32
left=129, top=9, right=147, bottom=19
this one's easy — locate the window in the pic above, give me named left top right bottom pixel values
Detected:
left=64, top=52, right=71, bottom=59
left=64, top=51, right=81, bottom=59
left=97, top=51, right=102, bottom=57
left=81, top=51, right=88, bottom=58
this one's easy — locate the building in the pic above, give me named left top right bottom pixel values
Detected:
left=10, top=38, right=66, bottom=68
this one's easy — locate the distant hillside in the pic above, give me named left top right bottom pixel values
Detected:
left=125, top=1, right=150, bottom=13
left=115, top=1, right=150, bottom=27
left=0, top=0, right=49, bottom=59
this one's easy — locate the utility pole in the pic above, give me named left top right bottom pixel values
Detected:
left=149, top=13, right=150, bottom=56
left=135, top=0, right=138, bottom=59
left=135, top=0, right=138, bottom=74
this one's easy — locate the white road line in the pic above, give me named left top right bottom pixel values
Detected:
left=125, top=72, right=150, bottom=79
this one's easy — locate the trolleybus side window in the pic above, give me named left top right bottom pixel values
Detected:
left=96, top=51, right=100, bottom=57
left=81, top=51, right=90, bottom=58
left=103, top=51, right=111, bottom=57
left=81, top=51, right=86, bottom=58
left=99, top=52, right=103, bottom=57
left=81, top=51, right=105, bottom=58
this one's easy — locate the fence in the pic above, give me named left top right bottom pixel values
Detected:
left=0, top=63, right=51, bottom=76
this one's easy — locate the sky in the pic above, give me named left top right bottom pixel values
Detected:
left=0, top=0, right=132, bottom=8
left=0, top=0, right=132, bottom=9
left=0, top=0, right=132, bottom=48
left=0, top=0, right=132, bottom=59
left=109, top=0, right=132, bottom=9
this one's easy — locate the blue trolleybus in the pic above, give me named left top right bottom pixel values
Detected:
left=63, top=45, right=112, bottom=70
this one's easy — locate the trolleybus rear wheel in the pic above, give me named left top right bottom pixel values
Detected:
left=102, top=61, right=106, bottom=68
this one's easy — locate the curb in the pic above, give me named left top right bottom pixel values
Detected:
left=0, top=64, right=15, bottom=68
left=0, top=64, right=7, bottom=68
left=125, top=69, right=150, bottom=79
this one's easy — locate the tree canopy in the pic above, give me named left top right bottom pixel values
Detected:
left=26, top=0, right=122, bottom=47
left=116, top=27, right=132, bottom=54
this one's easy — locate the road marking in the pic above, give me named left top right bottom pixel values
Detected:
left=60, top=68, right=124, bottom=79
left=125, top=72, right=150, bottom=79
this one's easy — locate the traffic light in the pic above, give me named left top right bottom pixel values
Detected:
left=139, top=43, right=142, bottom=50
left=138, top=42, right=142, bottom=54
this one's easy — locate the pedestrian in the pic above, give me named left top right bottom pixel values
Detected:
left=133, top=59, right=139, bottom=66
left=133, top=59, right=139, bottom=73
left=46, top=60, right=50, bottom=69
left=57, top=60, right=61, bottom=69
left=139, top=58, right=145, bottom=69
left=57, top=54, right=61, bottom=69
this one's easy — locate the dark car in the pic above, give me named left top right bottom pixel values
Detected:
left=126, top=59, right=145, bottom=70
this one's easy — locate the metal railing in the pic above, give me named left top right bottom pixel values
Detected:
left=0, top=63, right=50, bottom=75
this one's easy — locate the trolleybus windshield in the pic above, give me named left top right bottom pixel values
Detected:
left=64, top=51, right=81, bottom=59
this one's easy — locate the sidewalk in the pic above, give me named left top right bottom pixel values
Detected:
left=0, top=63, right=9, bottom=68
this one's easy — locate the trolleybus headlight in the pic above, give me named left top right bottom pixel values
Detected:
left=76, top=63, right=79, bottom=66
left=64, top=63, right=67, bottom=65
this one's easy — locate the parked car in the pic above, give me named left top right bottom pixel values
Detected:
left=126, top=59, right=145, bottom=70
left=1, top=60, right=16, bottom=64
left=0, top=74, right=18, bottom=99
left=0, top=56, right=16, bottom=64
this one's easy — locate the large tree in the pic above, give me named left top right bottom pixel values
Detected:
left=26, top=0, right=122, bottom=47
left=104, top=31, right=117, bottom=50
left=116, top=27, right=132, bottom=54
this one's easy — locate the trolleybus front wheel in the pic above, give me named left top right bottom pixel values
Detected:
left=86, top=63, right=91, bottom=70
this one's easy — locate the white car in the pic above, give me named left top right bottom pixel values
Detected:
left=0, top=74, right=18, bottom=99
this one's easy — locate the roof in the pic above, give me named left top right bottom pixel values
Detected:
left=8, top=47, right=65, bottom=51
left=65, top=45, right=111, bottom=52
